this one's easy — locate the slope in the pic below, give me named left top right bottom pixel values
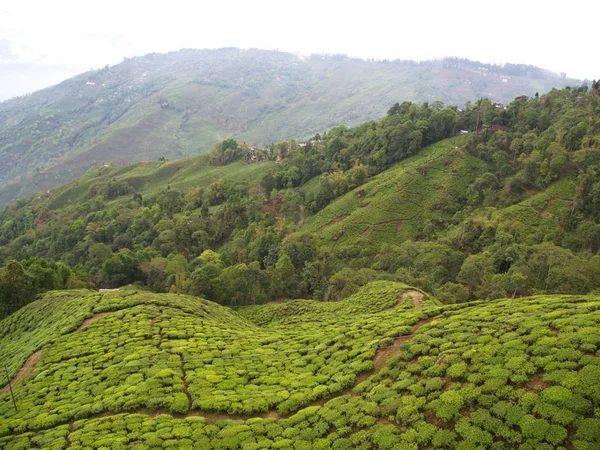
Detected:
left=1, top=86, right=600, bottom=311
left=0, top=48, right=580, bottom=208
left=44, top=156, right=275, bottom=211
left=2, top=286, right=600, bottom=449
left=301, top=136, right=487, bottom=251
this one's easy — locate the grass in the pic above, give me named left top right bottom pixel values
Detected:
left=302, top=136, right=487, bottom=251
left=45, top=158, right=275, bottom=210
left=2, top=286, right=600, bottom=448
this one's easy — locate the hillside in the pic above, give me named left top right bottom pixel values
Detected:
left=2, top=287, right=600, bottom=449
left=302, top=136, right=486, bottom=248
left=1, top=85, right=600, bottom=317
left=0, top=48, right=581, bottom=208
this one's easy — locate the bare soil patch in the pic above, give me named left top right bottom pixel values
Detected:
left=524, top=374, right=550, bottom=392
left=401, top=290, right=425, bottom=308
left=1, top=350, right=41, bottom=394
left=75, top=312, right=110, bottom=332
left=320, top=214, right=350, bottom=230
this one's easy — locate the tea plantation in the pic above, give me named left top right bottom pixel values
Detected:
left=2, top=284, right=600, bottom=449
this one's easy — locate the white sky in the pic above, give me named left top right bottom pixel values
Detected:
left=0, top=0, right=599, bottom=99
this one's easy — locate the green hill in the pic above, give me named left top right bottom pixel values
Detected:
left=302, top=136, right=485, bottom=249
left=2, top=287, right=600, bottom=449
left=1, top=85, right=600, bottom=316
left=0, top=48, right=581, bottom=208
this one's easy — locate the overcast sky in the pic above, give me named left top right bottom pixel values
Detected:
left=1, top=0, right=599, bottom=101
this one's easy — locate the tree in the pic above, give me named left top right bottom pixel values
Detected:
left=260, top=173, right=276, bottom=199
left=272, top=254, right=297, bottom=299
left=166, top=254, right=188, bottom=292
left=428, top=108, right=458, bottom=142
left=0, top=260, right=35, bottom=313
left=457, top=252, right=495, bottom=297
left=188, top=250, right=225, bottom=299
left=102, top=249, right=141, bottom=287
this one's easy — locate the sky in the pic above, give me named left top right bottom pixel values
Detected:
left=1, top=0, right=599, bottom=101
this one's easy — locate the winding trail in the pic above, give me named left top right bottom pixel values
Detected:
left=353, top=316, right=434, bottom=386
left=1, top=312, right=112, bottom=393
left=74, top=312, right=110, bottom=332
left=0, top=351, right=41, bottom=395
left=3, top=297, right=437, bottom=431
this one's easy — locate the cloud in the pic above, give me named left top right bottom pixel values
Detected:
left=0, top=0, right=598, bottom=85
left=0, top=39, right=19, bottom=61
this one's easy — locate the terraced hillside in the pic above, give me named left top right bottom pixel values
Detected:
left=2, top=284, right=600, bottom=449
left=302, top=136, right=485, bottom=250
left=3, top=86, right=599, bottom=310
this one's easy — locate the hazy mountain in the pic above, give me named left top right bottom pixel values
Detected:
left=0, top=48, right=581, bottom=208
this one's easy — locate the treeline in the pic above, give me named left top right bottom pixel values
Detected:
left=0, top=258, right=88, bottom=318
left=1, top=83, right=600, bottom=307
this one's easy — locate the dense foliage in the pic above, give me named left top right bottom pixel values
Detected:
left=0, top=258, right=87, bottom=318
left=0, top=48, right=580, bottom=208
left=2, top=287, right=600, bottom=449
left=2, top=84, right=600, bottom=309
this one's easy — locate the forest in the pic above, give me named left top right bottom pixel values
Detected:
left=0, top=83, right=599, bottom=318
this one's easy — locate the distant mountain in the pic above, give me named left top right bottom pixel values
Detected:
left=0, top=48, right=581, bottom=208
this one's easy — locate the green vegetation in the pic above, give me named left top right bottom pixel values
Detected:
left=0, top=258, right=88, bottom=318
left=2, top=85, right=600, bottom=311
left=3, top=287, right=600, bottom=449
left=0, top=48, right=580, bottom=208
left=2, top=53, right=600, bottom=450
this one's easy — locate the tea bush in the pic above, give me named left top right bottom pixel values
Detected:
left=2, top=289, right=600, bottom=448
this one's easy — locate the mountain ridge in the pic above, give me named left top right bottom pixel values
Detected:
left=0, top=47, right=582, bottom=208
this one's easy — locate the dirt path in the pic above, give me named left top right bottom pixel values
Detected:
left=2, top=313, right=111, bottom=394
left=75, top=312, right=110, bottom=332
left=353, top=316, right=434, bottom=386
left=5, top=311, right=438, bottom=432
left=401, top=290, right=425, bottom=308
left=0, top=350, right=41, bottom=395
left=319, top=214, right=350, bottom=231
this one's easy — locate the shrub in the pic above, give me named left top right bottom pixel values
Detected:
left=519, top=415, right=550, bottom=441
left=544, top=424, right=567, bottom=446
left=541, top=386, right=573, bottom=405
left=447, top=362, right=468, bottom=380
left=575, top=418, right=600, bottom=443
